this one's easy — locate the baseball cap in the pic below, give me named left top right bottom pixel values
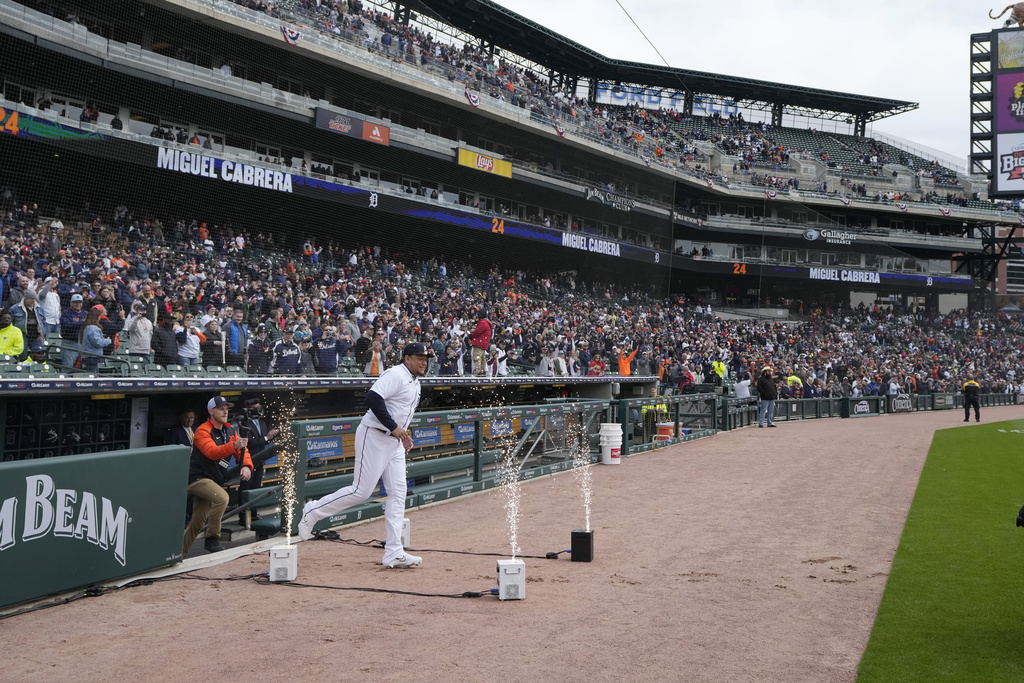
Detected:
left=28, top=339, right=44, bottom=353
left=207, top=396, right=234, bottom=411
left=70, top=294, right=83, bottom=302
left=403, top=342, right=428, bottom=357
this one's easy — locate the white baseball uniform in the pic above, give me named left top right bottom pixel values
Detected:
left=303, top=362, right=420, bottom=563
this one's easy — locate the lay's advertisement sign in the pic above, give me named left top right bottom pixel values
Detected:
left=458, top=148, right=511, bottom=178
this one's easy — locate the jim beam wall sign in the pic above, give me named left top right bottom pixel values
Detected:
left=585, top=188, right=635, bottom=212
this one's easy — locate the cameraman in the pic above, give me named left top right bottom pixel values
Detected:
left=236, top=398, right=278, bottom=524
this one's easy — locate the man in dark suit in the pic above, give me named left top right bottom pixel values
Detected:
left=237, top=398, right=278, bottom=524
left=166, top=408, right=196, bottom=447
left=166, top=408, right=197, bottom=522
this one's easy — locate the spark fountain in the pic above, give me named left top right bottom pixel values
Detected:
left=569, top=416, right=595, bottom=562
left=268, top=395, right=300, bottom=582
left=495, top=433, right=526, bottom=599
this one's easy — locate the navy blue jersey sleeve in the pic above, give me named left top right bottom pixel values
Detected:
left=366, top=390, right=398, bottom=431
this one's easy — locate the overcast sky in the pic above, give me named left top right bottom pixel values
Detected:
left=493, top=0, right=993, bottom=167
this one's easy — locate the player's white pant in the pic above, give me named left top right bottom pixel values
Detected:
left=304, top=423, right=408, bottom=563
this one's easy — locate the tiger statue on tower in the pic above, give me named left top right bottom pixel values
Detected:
left=992, top=4, right=1024, bottom=27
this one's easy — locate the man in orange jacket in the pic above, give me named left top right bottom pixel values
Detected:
left=616, top=345, right=638, bottom=376
left=182, top=396, right=252, bottom=557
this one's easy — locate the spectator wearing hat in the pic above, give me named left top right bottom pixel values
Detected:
left=298, top=338, right=316, bottom=376
left=313, top=324, right=345, bottom=376
left=59, top=293, right=87, bottom=368
left=270, top=326, right=301, bottom=375
left=37, top=277, right=61, bottom=336
left=125, top=300, right=154, bottom=362
left=22, top=338, right=46, bottom=366
left=183, top=396, right=252, bottom=557
left=200, top=319, right=225, bottom=367
left=247, top=324, right=273, bottom=375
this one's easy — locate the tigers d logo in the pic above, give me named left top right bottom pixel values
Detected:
left=803, top=229, right=820, bottom=242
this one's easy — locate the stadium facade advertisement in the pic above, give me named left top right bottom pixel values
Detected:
left=670, top=257, right=972, bottom=292
left=0, top=374, right=650, bottom=397
left=585, top=187, right=635, bottom=212
left=888, top=393, right=915, bottom=414
left=313, top=107, right=390, bottom=145
left=145, top=146, right=665, bottom=265
left=0, top=446, right=189, bottom=609
left=594, top=84, right=739, bottom=116
left=457, top=148, right=512, bottom=178
left=156, top=148, right=294, bottom=193
left=991, top=30, right=1024, bottom=196
left=0, top=106, right=106, bottom=142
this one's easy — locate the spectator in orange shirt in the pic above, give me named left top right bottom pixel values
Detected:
left=616, top=344, right=638, bottom=376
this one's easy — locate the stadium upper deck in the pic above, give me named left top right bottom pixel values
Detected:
left=0, top=0, right=1008, bottom=306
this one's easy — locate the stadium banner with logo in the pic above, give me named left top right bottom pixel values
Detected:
left=931, top=393, right=955, bottom=410
left=457, top=148, right=512, bottom=178
left=0, top=446, right=189, bottom=609
left=888, top=393, right=914, bottom=414
left=668, top=255, right=973, bottom=293
left=991, top=29, right=1024, bottom=197
left=848, top=397, right=882, bottom=418
left=314, top=107, right=365, bottom=140
left=593, top=84, right=738, bottom=116
left=361, top=121, right=390, bottom=145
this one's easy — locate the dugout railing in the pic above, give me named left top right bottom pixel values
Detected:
left=243, top=400, right=617, bottom=538
left=615, top=393, right=719, bottom=455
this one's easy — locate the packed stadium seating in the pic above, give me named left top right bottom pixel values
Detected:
left=0, top=0, right=1019, bottom=398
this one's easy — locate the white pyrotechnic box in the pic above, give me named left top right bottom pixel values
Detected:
left=269, top=545, right=298, bottom=582
left=496, top=559, right=525, bottom=600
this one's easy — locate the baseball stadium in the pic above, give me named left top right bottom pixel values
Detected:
left=1, top=0, right=1023, bottom=680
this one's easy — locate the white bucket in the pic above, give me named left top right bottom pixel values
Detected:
left=600, top=423, right=623, bottom=436
left=600, top=442, right=621, bottom=465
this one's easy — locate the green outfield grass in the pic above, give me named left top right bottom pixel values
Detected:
left=856, top=420, right=1024, bottom=683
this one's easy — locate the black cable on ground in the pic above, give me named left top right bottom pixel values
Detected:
left=253, top=574, right=494, bottom=598
left=0, top=591, right=91, bottom=621
left=312, top=529, right=569, bottom=559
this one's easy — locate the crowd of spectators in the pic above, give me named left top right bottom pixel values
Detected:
left=0, top=184, right=1022, bottom=402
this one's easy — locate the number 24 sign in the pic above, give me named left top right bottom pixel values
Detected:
left=0, top=109, right=21, bottom=137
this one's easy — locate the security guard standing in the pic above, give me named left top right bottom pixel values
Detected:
left=641, top=387, right=669, bottom=440
left=962, top=376, right=981, bottom=423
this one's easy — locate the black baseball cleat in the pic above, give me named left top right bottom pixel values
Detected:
left=1017, top=512, right=1024, bottom=528
left=963, top=419, right=969, bottom=422
left=204, top=536, right=225, bottom=553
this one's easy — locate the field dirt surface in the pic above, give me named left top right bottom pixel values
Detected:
left=6, top=406, right=1019, bottom=683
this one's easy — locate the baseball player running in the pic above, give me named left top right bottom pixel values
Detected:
left=297, top=342, right=428, bottom=568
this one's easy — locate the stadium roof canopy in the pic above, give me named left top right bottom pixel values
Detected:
left=399, top=0, right=917, bottom=121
